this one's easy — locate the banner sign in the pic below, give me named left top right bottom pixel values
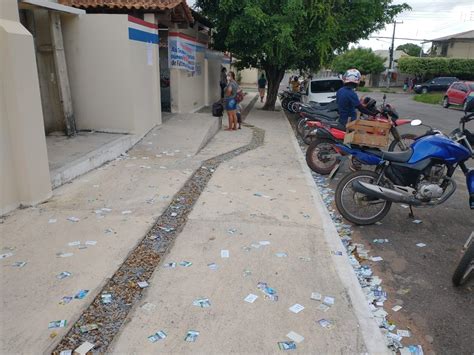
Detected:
left=168, top=33, right=207, bottom=73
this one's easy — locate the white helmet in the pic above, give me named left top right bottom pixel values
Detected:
left=343, top=69, right=361, bottom=84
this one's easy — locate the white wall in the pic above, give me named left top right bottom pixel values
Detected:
left=62, top=14, right=161, bottom=135
left=239, top=67, right=259, bottom=85
left=1, top=9, right=52, bottom=215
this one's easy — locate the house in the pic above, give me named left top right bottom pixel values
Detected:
left=370, top=49, right=410, bottom=87
left=0, top=0, right=227, bottom=215
left=431, top=30, right=474, bottom=59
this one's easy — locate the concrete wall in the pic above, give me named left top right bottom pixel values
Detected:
left=1, top=5, right=52, bottom=215
left=204, top=50, right=223, bottom=106
left=448, top=41, right=474, bottom=59
left=238, top=67, right=259, bottom=85
left=62, top=14, right=161, bottom=135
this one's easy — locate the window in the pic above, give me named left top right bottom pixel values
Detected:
left=311, top=80, right=343, bottom=93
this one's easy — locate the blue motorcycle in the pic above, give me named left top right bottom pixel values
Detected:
left=334, top=101, right=474, bottom=225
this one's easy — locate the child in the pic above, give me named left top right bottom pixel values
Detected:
left=236, top=103, right=242, bottom=129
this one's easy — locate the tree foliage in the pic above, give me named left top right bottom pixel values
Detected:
left=196, top=0, right=409, bottom=109
left=396, top=43, right=423, bottom=57
left=398, top=57, right=474, bottom=79
left=331, top=48, right=386, bottom=75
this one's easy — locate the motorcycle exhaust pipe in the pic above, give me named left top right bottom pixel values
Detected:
left=352, top=181, right=422, bottom=206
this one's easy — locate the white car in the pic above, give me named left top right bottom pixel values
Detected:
left=301, top=77, right=343, bottom=105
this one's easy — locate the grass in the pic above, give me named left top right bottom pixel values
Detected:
left=357, top=86, right=372, bottom=93
left=413, top=93, right=444, bottom=105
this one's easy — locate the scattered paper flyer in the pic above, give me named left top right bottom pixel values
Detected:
left=207, top=263, right=218, bottom=270
left=192, top=298, right=211, bottom=308
left=57, top=271, right=72, bottom=280
left=318, top=304, right=330, bottom=312
left=67, top=217, right=80, bottom=223
left=121, top=210, right=132, bottom=215
left=244, top=294, right=258, bottom=303
left=220, top=250, right=229, bottom=258
left=311, top=292, right=322, bottom=301
left=58, top=252, right=74, bottom=258
left=148, top=330, right=167, bottom=343
left=59, top=350, right=72, bottom=355
left=74, top=341, right=94, bottom=355
left=59, top=296, right=73, bottom=305
left=289, top=304, right=304, bottom=314
left=275, top=252, right=288, bottom=258
left=0, top=253, right=13, bottom=259
left=48, top=320, right=67, bottom=329
left=412, top=219, right=422, bottom=224
left=400, top=345, right=424, bottom=355
left=286, top=331, right=304, bottom=343
left=85, top=241, right=97, bottom=246
left=278, top=341, right=296, bottom=350
left=68, top=241, right=80, bottom=247
left=80, top=323, right=98, bottom=333
left=323, top=296, right=335, bottom=306
left=12, top=261, right=27, bottom=268
left=397, top=329, right=411, bottom=337
left=318, top=318, right=332, bottom=328
left=74, top=290, right=89, bottom=299
left=259, top=241, right=271, bottom=246
left=184, top=330, right=199, bottom=342
left=163, top=262, right=176, bottom=268
left=416, top=243, right=426, bottom=248
left=101, top=293, right=112, bottom=304
left=48, top=219, right=57, bottom=224
left=179, top=261, right=192, bottom=267
left=298, top=256, right=311, bottom=262
left=392, top=305, right=403, bottom=312
left=137, top=281, right=149, bottom=288
left=371, top=256, right=384, bottom=262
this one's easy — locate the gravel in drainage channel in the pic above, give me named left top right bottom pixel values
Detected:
left=53, top=95, right=262, bottom=354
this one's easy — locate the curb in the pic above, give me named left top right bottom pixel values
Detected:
left=281, top=109, right=390, bottom=354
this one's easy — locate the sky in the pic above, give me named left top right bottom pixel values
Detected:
left=187, top=0, right=474, bottom=53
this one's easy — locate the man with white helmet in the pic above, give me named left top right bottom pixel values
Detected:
left=336, top=68, right=376, bottom=127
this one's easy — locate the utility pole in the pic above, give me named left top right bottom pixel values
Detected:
left=387, top=21, right=403, bottom=88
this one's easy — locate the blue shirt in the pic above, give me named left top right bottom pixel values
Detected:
left=336, top=86, right=360, bottom=126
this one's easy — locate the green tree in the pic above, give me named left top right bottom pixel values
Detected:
left=196, top=0, right=409, bottom=110
left=331, top=48, right=386, bottom=75
left=396, top=43, right=423, bottom=57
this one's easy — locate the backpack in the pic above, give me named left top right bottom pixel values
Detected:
left=212, top=101, right=223, bottom=117
left=236, top=90, right=245, bottom=103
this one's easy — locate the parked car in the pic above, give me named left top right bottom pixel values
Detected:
left=414, top=77, right=458, bottom=94
left=443, top=81, right=474, bottom=111
left=301, top=77, right=343, bottom=105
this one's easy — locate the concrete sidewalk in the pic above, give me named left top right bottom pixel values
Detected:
left=109, top=102, right=388, bottom=353
left=0, top=99, right=255, bottom=354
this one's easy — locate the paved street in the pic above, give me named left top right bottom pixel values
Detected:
left=289, top=92, right=474, bottom=354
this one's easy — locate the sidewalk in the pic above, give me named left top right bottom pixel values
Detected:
left=0, top=98, right=253, bottom=354
left=0, top=97, right=388, bottom=354
left=108, top=101, right=388, bottom=353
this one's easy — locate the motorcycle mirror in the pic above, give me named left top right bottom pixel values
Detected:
left=411, top=119, right=422, bottom=126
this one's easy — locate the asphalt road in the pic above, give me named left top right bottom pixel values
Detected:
left=288, top=92, right=474, bottom=355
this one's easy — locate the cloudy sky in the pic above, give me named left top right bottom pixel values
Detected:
left=187, top=0, right=474, bottom=53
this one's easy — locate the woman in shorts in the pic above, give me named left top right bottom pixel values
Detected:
left=224, top=71, right=239, bottom=130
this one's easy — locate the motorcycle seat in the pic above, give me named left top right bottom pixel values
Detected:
left=366, top=148, right=413, bottom=163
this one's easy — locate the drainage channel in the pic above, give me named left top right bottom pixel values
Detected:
left=52, top=95, right=262, bottom=354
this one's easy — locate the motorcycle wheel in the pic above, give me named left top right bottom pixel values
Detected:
left=388, top=134, right=418, bottom=152
left=452, top=236, right=474, bottom=286
left=287, top=101, right=296, bottom=113
left=305, top=138, right=340, bottom=174
left=290, top=102, right=300, bottom=113
left=302, top=131, right=317, bottom=145
left=335, top=170, right=392, bottom=225
left=281, top=99, right=290, bottom=111
left=297, top=120, right=309, bottom=138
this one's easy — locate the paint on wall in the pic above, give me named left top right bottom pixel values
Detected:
left=168, top=32, right=206, bottom=73
left=128, top=15, right=158, bottom=44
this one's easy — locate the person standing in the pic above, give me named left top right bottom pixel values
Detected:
left=291, top=76, right=300, bottom=92
left=220, top=67, right=227, bottom=99
left=257, top=73, right=267, bottom=103
left=224, top=71, right=239, bottom=130
left=403, top=77, right=409, bottom=91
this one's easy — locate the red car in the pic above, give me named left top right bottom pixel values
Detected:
left=443, top=81, right=474, bottom=111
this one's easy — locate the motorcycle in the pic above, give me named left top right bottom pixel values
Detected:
left=305, top=101, right=416, bottom=175
left=452, top=231, right=474, bottom=286
left=333, top=101, right=474, bottom=225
